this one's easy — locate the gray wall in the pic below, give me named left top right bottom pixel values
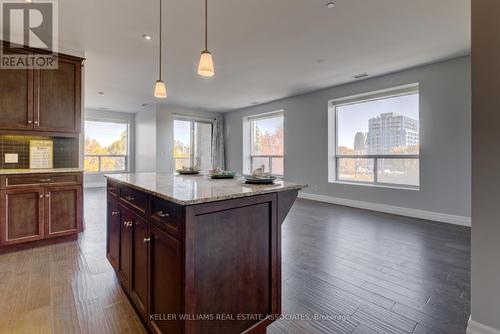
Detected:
left=84, top=109, right=136, bottom=187
left=135, top=104, right=220, bottom=173
left=225, top=56, right=471, bottom=219
left=470, top=0, right=500, bottom=331
left=135, top=106, right=157, bottom=172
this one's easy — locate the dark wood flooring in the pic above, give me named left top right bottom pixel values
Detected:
left=0, top=188, right=470, bottom=334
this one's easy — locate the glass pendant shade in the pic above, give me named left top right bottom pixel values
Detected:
left=154, top=80, right=167, bottom=98
left=198, top=50, right=215, bottom=77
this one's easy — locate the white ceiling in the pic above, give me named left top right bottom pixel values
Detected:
left=57, top=0, right=470, bottom=113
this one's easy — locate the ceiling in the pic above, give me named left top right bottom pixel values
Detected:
left=57, top=0, right=470, bottom=113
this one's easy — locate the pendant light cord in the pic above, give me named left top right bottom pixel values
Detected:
left=159, top=0, right=162, bottom=80
left=205, top=0, right=208, bottom=51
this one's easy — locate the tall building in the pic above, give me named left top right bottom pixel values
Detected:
left=366, top=112, right=419, bottom=154
left=353, top=132, right=367, bottom=154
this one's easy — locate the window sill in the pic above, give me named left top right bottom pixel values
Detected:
left=330, top=180, right=420, bottom=191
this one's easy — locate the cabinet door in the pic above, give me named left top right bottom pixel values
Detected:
left=118, top=206, right=133, bottom=291
left=131, top=214, right=149, bottom=319
left=44, top=186, right=82, bottom=238
left=149, top=225, right=182, bottom=334
left=106, top=197, right=120, bottom=271
left=0, top=188, right=44, bottom=245
left=0, top=59, right=34, bottom=130
left=34, top=57, right=81, bottom=133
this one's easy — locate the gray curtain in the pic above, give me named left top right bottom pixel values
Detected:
left=212, top=115, right=225, bottom=169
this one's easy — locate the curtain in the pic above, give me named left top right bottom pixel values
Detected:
left=212, top=115, right=225, bottom=169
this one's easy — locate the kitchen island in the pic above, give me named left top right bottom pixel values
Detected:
left=105, top=172, right=306, bottom=334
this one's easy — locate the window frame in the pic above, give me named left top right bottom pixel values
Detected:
left=84, top=119, right=130, bottom=174
left=330, top=84, right=420, bottom=189
left=246, top=110, right=284, bottom=177
left=173, top=116, right=214, bottom=171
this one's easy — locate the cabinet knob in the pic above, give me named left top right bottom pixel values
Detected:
left=28, top=120, right=32, bottom=124
left=45, top=193, right=50, bottom=198
left=39, top=195, right=44, bottom=199
left=34, top=121, right=38, bottom=125
left=157, top=210, right=170, bottom=218
left=123, top=221, right=133, bottom=227
left=111, top=211, right=119, bottom=216
left=143, top=237, right=151, bottom=243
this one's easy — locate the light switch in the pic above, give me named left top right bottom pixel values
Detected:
left=5, top=153, right=19, bottom=163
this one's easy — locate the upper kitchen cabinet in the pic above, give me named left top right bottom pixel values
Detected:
left=0, top=49, right=34, bottom=131
left=0, top=46, right=83, bottom=135
left=34, top=56, right=82, bottom=133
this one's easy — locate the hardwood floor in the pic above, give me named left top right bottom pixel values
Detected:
left=0, top=188, right=470, bottom=334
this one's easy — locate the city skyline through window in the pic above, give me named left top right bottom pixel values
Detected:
left=331, top=87, right=420, bottom=188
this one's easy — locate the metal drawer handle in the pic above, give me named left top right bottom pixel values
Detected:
left=143, top=237, right=151, bottom=243
left=123, top=221, right=133, bottom=227
left=39, top=179, right=52, bottom=182
left=157, top=210, right=170, bottom=218
left=45, top=193, right=50, bottom=198
left=28, top=120, right=32, bottom=124
left=125, top=195, right=135, bottom=201
left=111, top=211, right=119, bottom=216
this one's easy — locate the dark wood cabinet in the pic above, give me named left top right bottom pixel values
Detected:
left=118, top=205, right=133, bottom=291
left=44, top=185, right=82, bottom=238
left=0, top=45, right=83, bottom=135
left=105, top=179, right=298, bottom=334
left=131, top=214, right=149, bottom=319
left=0, top=172, right=83, bottom=251
left=0, top=61, right=34, bottom=130
left=149, top=224, right=182, bottom=334
left=34, top=57, right=81, bottom=133
left=0, top=188, right=44, bottom=245
left=106, top=197, right=120, bottom=271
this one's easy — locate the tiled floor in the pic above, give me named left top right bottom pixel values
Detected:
left=0, top=188, right=470, bottom=333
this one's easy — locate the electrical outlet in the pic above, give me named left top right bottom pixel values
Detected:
left=5, top=153, right=18, bottom=163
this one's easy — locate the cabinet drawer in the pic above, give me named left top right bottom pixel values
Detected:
left=1, top=172, right=82, bottom=189
left=120, top=186, right=147, bottom=216
left=107, top=180, right=119, bottom=198
left=149, top=196, right=182, bottom=238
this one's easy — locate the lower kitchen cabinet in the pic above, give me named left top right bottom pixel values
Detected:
left=106, top=196, right=120, bottom=271
left=0, top=188, right=45, bottom=245
left=149, top=224, right=182, bottom=334
left=118, top=205, right=133, bottom=291
left=131, top=213, right=149, bottom=319
left=0, top=172, right=83, bottom=250
left=44, top=185, right=82, bottom=238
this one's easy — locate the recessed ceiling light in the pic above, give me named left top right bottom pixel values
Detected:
left=142, top=34, right=152, bottom=40
left=326, top=2, right=335, bottom=9
left=98, top=91, right=105, bottom=96
left=353, top=73, right=369, bottom=79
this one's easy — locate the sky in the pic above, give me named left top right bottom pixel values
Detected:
left=254, top=116, right=283, bottom=135
left=336, top=93, right=419, bottom=148
left=85, top=121, right=127, bottom=146
left=174, top=120, right=191, bottom=146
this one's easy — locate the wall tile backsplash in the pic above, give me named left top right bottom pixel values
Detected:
left=0, top=135, right=79, bottom=169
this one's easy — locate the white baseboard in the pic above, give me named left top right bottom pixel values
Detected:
left=468, top=318, right=500, bottom=334
left=84, top=182, right=106, bottom=188
left=298, top=192, right=471, bottom=227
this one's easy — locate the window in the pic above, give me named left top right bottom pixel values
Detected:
left=245, top=112, right=284, bottom=176
left=329, top=85, right=419, bottom=188
left=84, top=120, right=128, bottom=173
left=173, top=118, right=213, bottom=171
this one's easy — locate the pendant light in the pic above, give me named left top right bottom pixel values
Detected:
left=197, top=0, right=215, bottom=77
left=154, top=0, right=167, bottom=98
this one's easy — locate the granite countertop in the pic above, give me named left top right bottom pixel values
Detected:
left=0, top=168, right=83, bottom=175
left=105, top=172, right=307, bottom=205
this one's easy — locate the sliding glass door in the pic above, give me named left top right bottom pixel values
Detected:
left=173, top=119, right=213, bottom=171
